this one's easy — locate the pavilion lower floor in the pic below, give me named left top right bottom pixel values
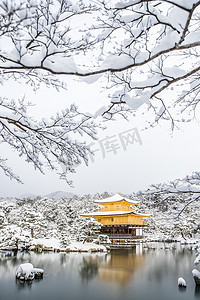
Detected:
left=99, top=224, right=146, bottom=238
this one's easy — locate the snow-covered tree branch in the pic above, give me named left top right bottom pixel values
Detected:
left=2, top=0, right=200, bottom=124
left=0, top=0, right=100, bottom=182
left=144, top=171, right=200, bottom=216
left=1, top=0, right=200, bottom=181
left=0, top=96, right=98, bottom=184
left=87, top=0, right=200, bottom=127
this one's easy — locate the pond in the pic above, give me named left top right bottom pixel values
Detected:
left=0, top=243, right=199, bottom=300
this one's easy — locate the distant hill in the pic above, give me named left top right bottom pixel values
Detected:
left=18, top=193, right=38, bottom=199
left=17, top=191, right=74, bottom=200
left=44, top=191, right=74, bottom=199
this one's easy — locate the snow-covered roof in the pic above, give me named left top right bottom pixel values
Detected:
left=94, top=193, right=140, bottom=205
left=81, top=211, right=150, bottom=217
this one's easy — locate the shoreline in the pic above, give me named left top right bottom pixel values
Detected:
left=0, top=237, right=199, bottom=253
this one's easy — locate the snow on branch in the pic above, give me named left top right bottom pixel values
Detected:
left=0, top=156, right=22, bottom=183
left=0, top=97, right=98, bottom=183
left=0, top=0, right=101, bottom=182
left=142, top=171, right=200, bottom=216
left=89, top=0, right=200, bottom=125
left=1, top=0, right=200, bottom=125
left=1, top=0, right=200, bottom=180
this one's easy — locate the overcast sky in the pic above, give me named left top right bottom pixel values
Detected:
left=1, top=77, right=200, bottom=198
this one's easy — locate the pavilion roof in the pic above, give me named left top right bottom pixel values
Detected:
left=94, top=193, right=140, bottom=205
left=81, top=211, right=150, bottom=217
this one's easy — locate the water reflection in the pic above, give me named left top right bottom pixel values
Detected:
left=79, top=256, right=99, bottom=281
left=15, top=278, right=34, bottom=291
left=194, top=285, right=200, bottom=298
left=0, top=251, right=31, bottom=278
left=77, top=245, right=144, bottom=285
left=98, top=247, right=145, bottom=285
left=0, top=243, right=198, bottom=300
left=178, top=286, right=187, bottom=293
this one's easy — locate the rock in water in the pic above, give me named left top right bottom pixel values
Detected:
left=33, top=268, right=44, bottom=279
left=16, top=263, right=44, bottom=281
left=178, top=277, right=186, bottom=287
left=16, top=263, right=34, bottom=281
left=192, top=269, right=200, bottom=285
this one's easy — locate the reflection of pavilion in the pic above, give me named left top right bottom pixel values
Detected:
left=98, top=246, right=145, bottom=285
left=81, top=193, right=150, bottom=245
left=79, top=245, right=145, bottom=285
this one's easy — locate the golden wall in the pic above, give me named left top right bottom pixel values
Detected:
left=94, top=214, right=144, bottom=225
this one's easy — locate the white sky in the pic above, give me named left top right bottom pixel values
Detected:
left=1, top=77, right=200, bottom=198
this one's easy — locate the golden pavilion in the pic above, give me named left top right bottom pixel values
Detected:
left=81, top=193, right=150, bottom=239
